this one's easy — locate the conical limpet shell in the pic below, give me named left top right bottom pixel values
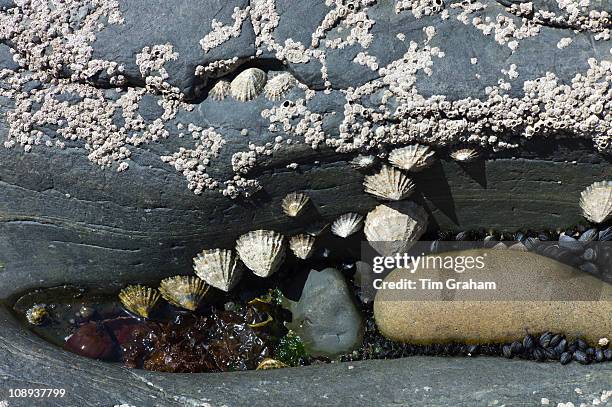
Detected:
left=450, top=148, right=479, bottom=162
left=119, top=285, right=161, bottom=319
left=331, top=213, right=364, bottom=238
left=388, top=144, right=436, bottom=172
left=159, top=276, right=210, bottom=311
left=289, top=234, right=316, bottom=259
left=363, top=165, right=415, bottom=201
left=281, top=192, right=310, bottom=217
left=264, top=72, right=296, bottom=101
left=580, top=181, right=612, bottom=223
left=231, top=68, right=267, bottom=102
left=364, top=202, right=428, bottom=255
left=210, top=79, right=231, bottom=101
left=235, top=230, right=286, bottom=277
left=193, top=248, right=242, bottom=292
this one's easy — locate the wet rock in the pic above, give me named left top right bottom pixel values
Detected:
left=1, top=148, right=610, bottom=299
left=1, top=0, right=612, bottom=300
left=0, top=43, right=18, bottom=71
left=1, top=305, right=612, bottom=407
left=374, top=250, right=612, bottom=344
left=287, top=268, right=364, bottom=358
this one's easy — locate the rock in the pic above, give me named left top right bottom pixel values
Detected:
left=374, top=249, right=612, bottom=344
left=91, top=0, right=256, bottom=97
left=0, top=0, right=14, bottom=10
left=286, top=268, right=364, bottom=357
left=1, top=0, right=612, bottom=298
left=0, top=43, right=18, bottom=71
left=1, top=147, right=611, bottom=299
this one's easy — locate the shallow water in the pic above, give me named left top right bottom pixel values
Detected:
left=11, top=225, right=612, bottom=371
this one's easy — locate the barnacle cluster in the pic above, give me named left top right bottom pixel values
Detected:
left=1, top=0, right=612, bottom=201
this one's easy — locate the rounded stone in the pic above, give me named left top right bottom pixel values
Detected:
left=373, top=249, right=612, bottom=344
left=286, top=268, right=364, bottom=358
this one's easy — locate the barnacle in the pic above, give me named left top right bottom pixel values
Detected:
left=26, top=304, right=49, bottom=326
left=363, top=165, right=415, bottom=201
left=231, top=68, right=267, bottom=102
left=281, top=192, right=310, bottom=217
left=193, top=249, right=242, bottom=292
left=235, top=230, right=286, bottom=277
left=119, top=285, right=161, bottom=319
left=450, top=148, right=479, bottom=162
left=264, top=72, right=296, bottom=101
left=209, top=79, right=231, bottom=101
left=159, top=276, right=210, bottom=311
left=331, top=213, right=364, bottom=238
left=289, top=234, right=316, bottom=259
left=388, top=144, right=436, bottom=172
left=350, top=154, right=377, bottom=170
left=580, top=181, right=612, bottom=223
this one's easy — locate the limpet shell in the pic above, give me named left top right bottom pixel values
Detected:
left=331, top=213, right=364, bottom=238
left=193, top=248, right=243, bottom=292
left=580, top=181, right=612, bottom=223
left=289, top=234, right=316, bottom=259
left=363, top=165, right=415, bottom=201
left=264, top=72, right=296, bottom=101
left=119, top=285, right=161, bottom=319
left=281, top=192, right=310, bottom=217
left=231, top=68, right=267, bottom=102
left=364, top=202, right=428, bottom=255
left=235, top=230, right=286, bottom=277
left=210, top=79, right=231, bottom=101
left=388, top=144, right=436, bottom=172
left=450, top=148, right=479, bottom=162
left=159, top=276, right=210, bottom=311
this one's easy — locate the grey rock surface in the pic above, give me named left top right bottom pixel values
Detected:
left=0, top=306, right=611, bottom=407
left=0, top=141, right=610, bottom=299
left=91, top=0, right=256, bottom=97
left=286, top=268, right=364, bottom=357
left=1, top=2, right=612, bottom=403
